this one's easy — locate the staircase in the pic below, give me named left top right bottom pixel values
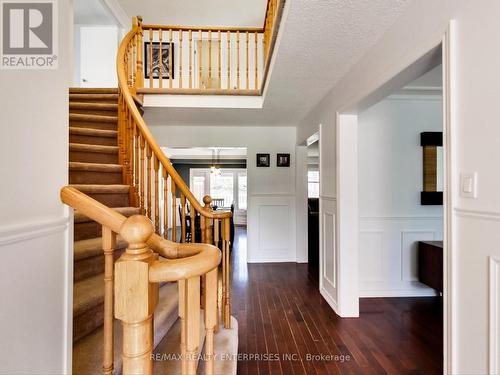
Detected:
left=68, top=88, right=236, bottom=375
left=61, top=8, right=284, bottom=373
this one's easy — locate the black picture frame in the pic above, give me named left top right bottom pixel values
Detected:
left=144, top=42, right=174, bottom=79
left=256, top=153, right=270, bottom=167
left=277, top=153, right=290, bottom=167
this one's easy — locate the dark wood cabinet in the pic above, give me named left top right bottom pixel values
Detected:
left=418, top=241, right=443, bottom=293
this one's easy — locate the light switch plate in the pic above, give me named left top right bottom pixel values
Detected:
left=460, top=172, right=477, bottom=198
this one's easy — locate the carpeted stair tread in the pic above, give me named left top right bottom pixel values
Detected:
left=70, top=184, right=130, bottom=194
left=70, top=113, right=118, bottom=123
left=70, top=102, right=118, bottom=111
left=73, top=274, right=105, bottom=317
left=74, top=236, right=128, bottom=261
left=70, top=127, right=118, bottom=138
left=74, top=206, right=140, bottom=224
left=70, top=88, right=118, bottom=94
left=69, top=162, right=122, bottom=173
left=73, top=282, right=179, bottom=375
left=69, top=143, right=119, bottom=154
left=153, top=311, right=206, bottom=375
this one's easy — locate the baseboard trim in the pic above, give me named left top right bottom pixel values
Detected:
left=359, top=289, right=438, bottom=298
left=247, top=256, right=297, bottom=263
left=0, top=217, right=69, bottom=246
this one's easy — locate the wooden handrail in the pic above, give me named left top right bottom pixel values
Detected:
left=61, top=186, right=214, bottom=260
left=142, top=24, right=263, bottom=32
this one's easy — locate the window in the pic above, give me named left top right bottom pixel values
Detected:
left=192, top=176, right=206, bottom=203
left=190, top=168, right=247, bottom=210
left=210, top=172, right=234, bottom=208
left=238, top=173, right=247, bottom=210
left=308, top=170, right=319, bottom=198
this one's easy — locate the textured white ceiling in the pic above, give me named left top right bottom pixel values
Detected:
left=117, top=0, right=268, bottom=28
left=145, top=0, right=412, bottom=127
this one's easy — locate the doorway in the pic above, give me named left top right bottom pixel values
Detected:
left=306, top=137, right=320, bottom=281
left=334, top=27, right=454, bottom=371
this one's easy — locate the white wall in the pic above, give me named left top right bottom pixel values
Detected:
left=358, top=96, right=443, bottom=297
left=0, top=1, right=72, bottom=374
left=149, top=125, right=299, bottom=263
left=297, top=0, right=500, bottom=372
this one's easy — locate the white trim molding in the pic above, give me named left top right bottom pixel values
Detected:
left=490, top=257, right=500, bottom=374
left=454, top=207, right=500, bottom=222
left=0, top=217, right=69, bottom=246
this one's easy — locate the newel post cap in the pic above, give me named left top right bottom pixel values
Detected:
left=120, top=215, right=153, bottom=249
left=203, top=195, right=213, bottom=206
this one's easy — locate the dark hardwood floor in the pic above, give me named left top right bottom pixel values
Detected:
left=231, top=228, right=443, bottom=375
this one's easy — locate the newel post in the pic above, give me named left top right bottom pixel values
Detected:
left=115, top=215, right=159, bottom=375
left=202, top=195, right=214, bottom=245
left=133, top=15, right=144, bottom=90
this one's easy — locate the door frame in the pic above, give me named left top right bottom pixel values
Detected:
left=334, top=21, right=456, bottom=372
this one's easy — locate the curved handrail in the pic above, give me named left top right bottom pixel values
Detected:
left=116, top=23, right=231, bottom=220
left=61, top=186, right=217, bottom=261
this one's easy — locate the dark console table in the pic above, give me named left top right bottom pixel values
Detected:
left=418, top=241, right=443, bottom=293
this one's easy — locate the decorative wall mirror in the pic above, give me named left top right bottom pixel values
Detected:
left=420, top=132, right=443, bottom=205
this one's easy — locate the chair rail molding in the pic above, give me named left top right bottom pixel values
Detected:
left=454, top=207, right=500, bottom=222
left=0, top=217, right=69, bottom=246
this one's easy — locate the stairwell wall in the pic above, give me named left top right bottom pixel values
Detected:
left=0, top=1, right=73, bottom=374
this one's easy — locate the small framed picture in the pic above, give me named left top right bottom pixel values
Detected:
left=277, top=153, right=290, bottom=167
left=144, top=42, right=174, bottom=79
left=256, top=153, right=270, bottom=167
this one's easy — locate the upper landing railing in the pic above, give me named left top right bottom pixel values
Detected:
left=123, top=0, right=284, bottom=96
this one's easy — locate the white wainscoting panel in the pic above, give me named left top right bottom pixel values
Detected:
left=359, top=217, right=442, bottom=297
left=0, top=217, right=71, bottom=374
left=247, top=194, right=296, bottom=263
left=359, top=231, right=384, bottom=282
left=320, top=196, right=338, bottom=311
left=491, top=257, right=500, bottom=374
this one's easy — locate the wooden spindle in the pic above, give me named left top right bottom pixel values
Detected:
left=236, top=31, right=240, bottom=89
left=189, top=30, right=193, bottom=88
left=190, top=208, right=196, bottom=243
left=158, top=29, right=163, bottom=88
left=204, top=268, right=217, bottom=375
left=146, top=145, right=152, bottom=219
left=139, top=136, right=145, bottom=215
left=136, top=19, right=144, bottom=89
left=102, top=227, right=116, bottom=375
left=181, top=194, right=187, bottom=243
left=208, top=30, right=212, bottom=87
left=162, top=169, right=169, bottom=239
left=223, top=218, right=231, bottom=328
left=254, top=31, right=258, bottom=89
left=199, top=29, right=202, bottom=89
left=171, top=181, right=177, bottom=242
left=200, top=209, right=206, bottom=244
left=149, top=28, right=153, bottom=88
left=169, top=29, right=173, bottom=88
left=179, top=31, right=183, bottom=88
left=218, top=31, right=221, bottom=89
left=115, top=216, right=158, bottom=375
left=246, top=31, right=249, bottom=89
left=132, top=33, right=137, bottom=89
left=227, top=31, right=231, bottom=89
left=184, top=277, right=200, bottom=375
left=179, top=280, right=187, bottom=374
left=154, top=155, right=160, bottom=234
left=133, top=126, right=140, bottom=207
